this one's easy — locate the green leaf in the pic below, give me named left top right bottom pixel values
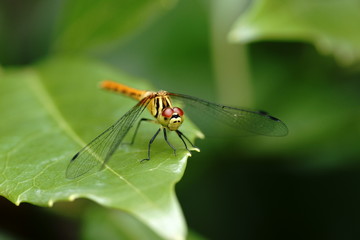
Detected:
left=81, top=203, right=208, bottom=240
left=229, top=0, right=360, bottom=64
left=52, top=0, right=177, bottom=53
left=82, top=204, right=162, bottom=240
left=0, top=57, right=201, bottom=240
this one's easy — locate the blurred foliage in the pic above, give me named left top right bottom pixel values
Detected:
left=1, top=0, right=360, bottom=239
left=81, top=203, right=161, bottom=240
left=229, top=0, right=360, bottom=65
left=51, top=0, right=177, bottom=54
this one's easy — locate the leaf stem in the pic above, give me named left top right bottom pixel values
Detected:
left=210, top=0, right=253, bottom=106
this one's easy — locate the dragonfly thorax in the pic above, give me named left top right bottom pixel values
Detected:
left=158, top=107, right=184, bottom=131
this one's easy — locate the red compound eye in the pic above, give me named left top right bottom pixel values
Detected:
left=162, top=108, right=174, bottom=118
left=173, top=107, right=184, bottom=116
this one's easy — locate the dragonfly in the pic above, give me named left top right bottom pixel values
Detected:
left=66, top=81, right=288, bottom=178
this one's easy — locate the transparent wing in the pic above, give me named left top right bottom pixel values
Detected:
left=169, top=92, right=288, bottom=137
left=66, top=97, right=151, bottom=179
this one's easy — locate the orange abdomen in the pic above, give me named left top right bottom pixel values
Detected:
left=101, top=81, right=147, bottom=101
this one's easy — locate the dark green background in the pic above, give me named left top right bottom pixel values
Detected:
left=1, top=0, right=360, bottom=239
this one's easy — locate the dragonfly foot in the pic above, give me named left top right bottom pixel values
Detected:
left=140, top=158, right=150, bottom=163
left=192, top=146, right=200, bottom=152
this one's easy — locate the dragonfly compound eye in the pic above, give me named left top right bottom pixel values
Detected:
left=162, top=107, right=174, bottom=118
left=173, top=107, right=184, bottom=116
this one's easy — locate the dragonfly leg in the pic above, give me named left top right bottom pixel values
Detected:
left=163, top=128, right=177, bottom=156
left=127, top=118, right=154, bottom=145
left=176, top=130, right=200, bottom=153
left=141, top=128, right=161, bottom=162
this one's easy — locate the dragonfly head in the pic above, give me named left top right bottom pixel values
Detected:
left=160, top=107, right=184, bottom=131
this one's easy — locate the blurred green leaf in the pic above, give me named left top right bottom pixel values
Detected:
left=0, top=57, right=201, bottom=240
left=52, top=0, right=177, bottom=53
left=82, top=204, right=162, bottom=240
left=229, top=0, right=360, bottom=64
left=81, top=203, right=208, bottom=240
